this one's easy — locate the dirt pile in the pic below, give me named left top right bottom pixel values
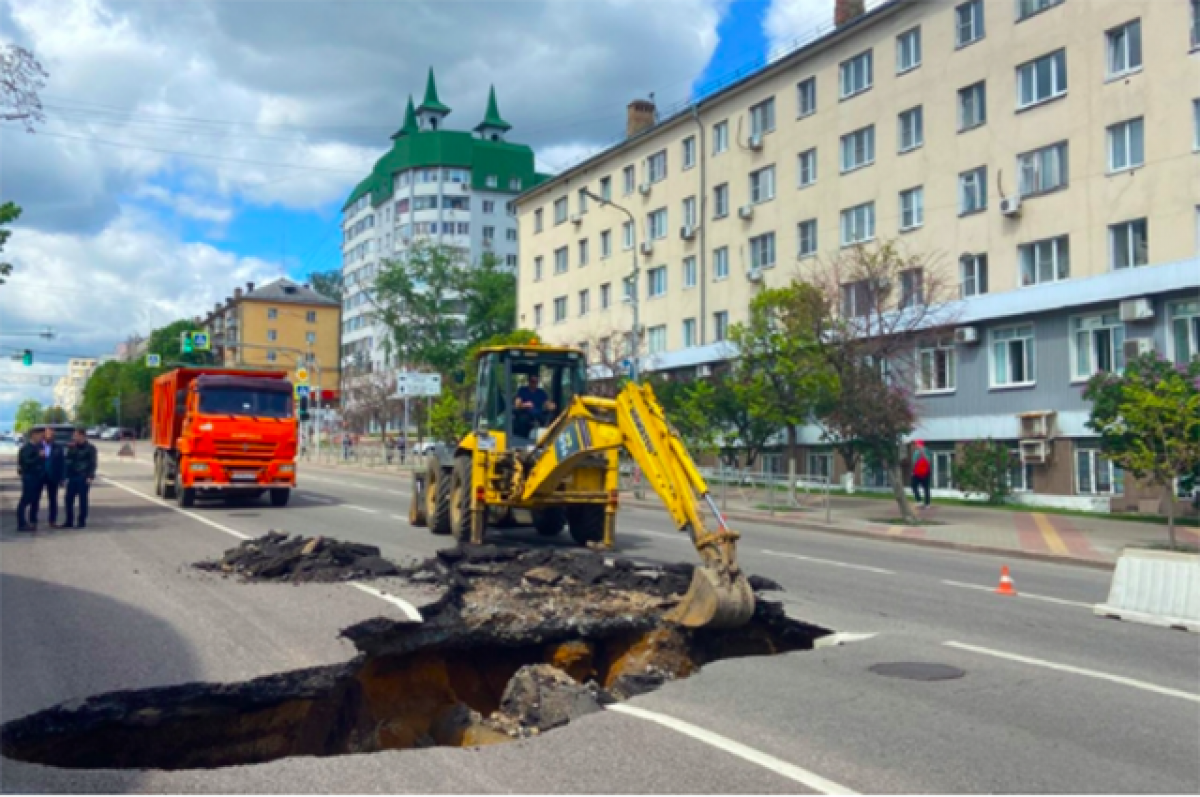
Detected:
left=194, top=532, right=399, bottom=582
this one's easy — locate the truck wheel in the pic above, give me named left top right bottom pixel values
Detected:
left=153, top=457, right=163, bottom=497
left=176, top=472, right=196, bottom=508
left=269, top=488, right=290, bottom=507
left=408, top=475, right=428, bottom=526
left=532, top=508, right=566, bottom=537
left=163, top=460, right=178, bottom=500
left=449, top=456, right=474, bottom=543
left=566, top=505, right=605, bottom=546
left=426, top=457, right=452, bottom=536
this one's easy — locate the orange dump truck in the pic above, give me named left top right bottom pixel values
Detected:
left=152, top=368, right=297, bottom=508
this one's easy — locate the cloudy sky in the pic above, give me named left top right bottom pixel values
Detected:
left=0, top=0, right=846, bottom=423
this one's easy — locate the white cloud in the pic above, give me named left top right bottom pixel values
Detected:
left=763, top=0, right=834, bottom=58
left=133, top=185, right=232, bottom=225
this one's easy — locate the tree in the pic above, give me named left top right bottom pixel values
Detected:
left=1084, top=353, right=1200, bottom=548
left=429, top=392, right=469, bottom=445
left=342, top=370, right=397, bottom=434
left=147, top=319, right=210, bottom=365
left=41, top=406, right=68, bottom=424
left=955, top=439, right=1014, bottom=505
left=308, top=269, right=344, bottom=302
left=1, top=202, right=21, bottom=286
left=462, top=252, right=517, bottom=345
left=14, top=399, right=42, bottom=433
left=1, top=45, right=48, bottom=133
left=654, top=372, right=777, bottom=469
left=374, top=241, right=473, bottom=375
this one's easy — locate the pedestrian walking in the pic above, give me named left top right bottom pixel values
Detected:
left=911, top=439, right=931, bottom=508
left=397, top=435, right=406, bottom=465
left=41, top=430, right=67, bottom=528
left=342, top=433, right=351, bottom=461
left=16, top=427, right=45, bottom=532
left=64, top=428, right=98, bottom=529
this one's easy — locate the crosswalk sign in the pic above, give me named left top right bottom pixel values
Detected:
left=296, top=385, right=311, bottom=398
left=192, top=332, right=210, bottom=351
left=146, top=354, right=162, bottom=367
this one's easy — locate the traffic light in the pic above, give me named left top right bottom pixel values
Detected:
left=298, top=395, right=310, bottom=422
left=21, top=349, right=32, bottom=366
left=181, top=331, right=194, bottom=354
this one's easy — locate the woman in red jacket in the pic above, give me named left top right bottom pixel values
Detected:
left=911, top=440, right=931, bottom=508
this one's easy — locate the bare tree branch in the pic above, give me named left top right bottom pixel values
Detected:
left=1, top=45, right=49, bottom=133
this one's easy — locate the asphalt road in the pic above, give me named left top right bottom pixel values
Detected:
left=2, top=450, right=1198, bottom=793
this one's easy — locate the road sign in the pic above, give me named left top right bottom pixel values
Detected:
left=395, top=371, right=442, bottom=397
left=296, top=367, right=309, bottom=384
left=296, top=385, right=311, bottom=398
left=146, top=354, right=162, bottom=367
left=192, top=331, right=210, bottom=351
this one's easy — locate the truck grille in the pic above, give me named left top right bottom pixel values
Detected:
left=214, top=441, right=276, bottom=461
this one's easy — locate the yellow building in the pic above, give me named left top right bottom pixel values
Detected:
left=203, top=278, right=341, bottom=397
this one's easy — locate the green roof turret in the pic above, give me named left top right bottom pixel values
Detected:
left=417, top=67, right=451, bottom=114
left=474, top=85, right=512, bottom=134
left=391, top=95, right=419, bottom=139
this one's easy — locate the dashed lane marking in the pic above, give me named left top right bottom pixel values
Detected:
left=761, top=550, right=895, bottom=575
left=390, top=515, right=407, bottom=521
left=941, top=579, right=1093, bottom=608
left=345, top=505, right=379, bottom=514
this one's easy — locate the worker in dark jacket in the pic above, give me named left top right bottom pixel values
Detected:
left=16, top=427, right=46, bottom=532
left=40, top=431, right=67, bottom=528
left=64, top=428, right=98, bottom=529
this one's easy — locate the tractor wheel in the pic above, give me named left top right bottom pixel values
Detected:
left=449, top=456, right=474, bottom=543
left=426, top=457, right=452, bottom=536
left=532, top=508, right=566, bottom=537
left=408, top=474, right=428, bottom=526
left=566, top=505, right=605, bottom=546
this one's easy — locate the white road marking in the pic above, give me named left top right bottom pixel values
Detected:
left=103, top=478, right=251, bottom=541
left=345, top=505, right=379, bottom=514
left=607, top=704, right=857, bottom=794
left=348, top=583, right=423, bottom=623
left=390, top=515, right=407, bottom=521
left=761, top=550, right=895, bottom=575
left=943, top=641, right=1200, bottom=704
left=636, top=529, right=687, bottom=543
left=941, top=580, right=1092, bottom=608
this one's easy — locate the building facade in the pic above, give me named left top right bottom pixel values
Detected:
left=516, top=0, right=1200, bottom=510
left=340, top=68, right=546, bottom=376
left=53, top=358, right=98, bottom=420
left=202, top=278, right=341, bottom=397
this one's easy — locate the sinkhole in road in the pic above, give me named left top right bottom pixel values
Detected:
left=1, top=538, right=830, bottom=771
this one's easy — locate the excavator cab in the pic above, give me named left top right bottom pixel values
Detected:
left=473, top=347, right=588, bottom=450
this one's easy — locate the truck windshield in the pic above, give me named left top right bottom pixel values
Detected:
left=198, top=388, right=293, bottom=419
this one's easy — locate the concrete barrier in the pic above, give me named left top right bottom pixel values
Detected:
left=1094, top=548, right=1200, bottom=632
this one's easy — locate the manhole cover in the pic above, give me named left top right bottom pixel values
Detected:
left=868, top=662, right=965, bottom=681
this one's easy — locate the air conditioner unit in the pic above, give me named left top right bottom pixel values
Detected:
left=638, top=182, right=652, bottom=196
left=1119, top=298, right=1154, bottom=322
left=1018, top=411, right=1055, bottom=439
left=570, top=213, right=582, bottom=226
left=954, top=326, right=979, bottom=344
left=1000, top=195, right=1022, bottom=217
left=1122, top=337, right=1154, bottom=361
left=1019, top=439, right=1048, bottom=465
left=747, top=132, right=763, bottom=151
left=697, top=364, right=713, bottom=377
left=639, top=241, right=654, bottom=256
left=747, top=268, right=763, bottom=283
left=680, top=225, right=696, bottom=241
left=738, top=204, right=754, bottom=220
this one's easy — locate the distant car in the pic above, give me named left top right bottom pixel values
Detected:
left=100, top=428, right=121, bottom=441
left=86, top=427, right=103, bottom=439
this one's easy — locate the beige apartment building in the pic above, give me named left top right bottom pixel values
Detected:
left=53, top=358, right=98, bottom=420
left=517, top=0, right=1200, bottom=511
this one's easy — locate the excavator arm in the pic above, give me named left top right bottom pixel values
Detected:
left=515, top=382, right=756, bottom=628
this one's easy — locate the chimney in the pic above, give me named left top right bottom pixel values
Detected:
left=246, top=281, right=255, bottom=292
left=234, top=288, right=243, bottom=299
left=626, top=99, right=657, bottom=138
left=834, top=0, right=865, bottom=26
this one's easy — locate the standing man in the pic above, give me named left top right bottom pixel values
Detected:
left=16, top=427, right=45, bottom=532
left=911, top=439, right=932, bottom=509
left=64, top=428, right=98, bottom=529
left=41, top=429, right=67, bottom=528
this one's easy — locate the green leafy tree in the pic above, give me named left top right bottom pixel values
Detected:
left=462, top=252, right=517, bottom=345
left=955, top=439, right=1014, bottom=504
left=79, top=360, right=123, bottom=426
left=429, top=391, right=469, bottom=445
left=374, top=240, right=472, bottom=375
left=147, top=318, right=210, bottom=365
left=654, top=372, right=778, bottom=469
left=308, top=269, right=344, bottom=302
left=0, top=201, right=20, bottom=285
left=14, top=398, right=42, bottom=432
left=41, top=405, right=68, bottom=424
left=1084, top=353, right=1200, bottom=548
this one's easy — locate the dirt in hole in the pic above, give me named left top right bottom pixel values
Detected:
left=2, top=538, right=827, bottom=771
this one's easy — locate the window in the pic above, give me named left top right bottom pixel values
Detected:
left=713, top=183, right=729, bottom=218
left=1071, top=312, right=1125, bottom=379
left=898, top=107, right=923, bottom=152
left=648, top=325, right=667, bottom=354
left=900, top=267, right=924, bottom=308
left=713, top=311, right=729, bottom=342
left=267, top=308, right=278, bottom=320
left=840, top=280, right=874, bottom=318
left=806, top=451, right=833, bottom=481
left=682, top=136, right=696, bottom=169
left=797, top=148, right=817, bottom=187
left=1193, top=0, right=1200, bottom=49
left=577, top=189, right=589, bottom=215
left=1017, top=50, right=1067, bottom=108
left=647, top=266, right=667, bottom=298
left=796, top=77, right=817, bottom=117
left=683, top=196, right=697, bottom=228
left=899, top=187, right=924, bottom=231
left=682, top=318, right=697, bottom=347
left=1169, top=300, right=1200, bottom=365
left=932, top=451, right=955, bottom=490
left=553, top=296, right=567, bottom=323
left=599, top=177, right=612, bottom=202
left=840, top=202, right=876, bottom=246
left=1107, top=20, right=1142, bottom=78
left=896, top=27, right=921, bottom=73
left=534, top=209, right=544, bottom=233
left=600, top=283, right=612, bottom=309
left=647, top=150, right=668, bottom=183
left=554, top=246, right=568, bottom=274
left=1194, top=99, right=1200, bottom=151
left=1076, top=448, right=1124, bottom=495
left=840, top=50, right=873, bottom=99
left=600, top=229, right=612, bottom=258
left=622, top=221, right=634, bottom=250
left=713, top=120, right=729, bottom=154
left=957, top=81, right=986, bottom=131
left=955, top=0, right=985, bottom=47
left=798, top=219, right=818, bottom=258
left=960, top=254, right=988, bottom=297
left=533, top=304, right=543, bottom=327
left=749, top=166, right=776, bottom=204
left=623, top=165, right=636, bottom=195
left=990, top=325, right=1036, bottom=386
left=554, top=197, right=568, bottom=225
left=1007, top=451, right=1033, bottom=493
left=1019, top=236, right=1070, bottom=286
left=482, top=200, right=495, bottom=214
left=1017, top=0, right=1063, bottom=21
left=506, top=229, right=518, bottom=242
left=482, top=226, right=495, bottom=242
left=306, top=310, right=317, bottom=323
left=534, top=256, right=543, bottom=281
left=959, top=167, right=987, bottom=215
left=749, top=232, right=776, bottom=271
left=266, top=350, right=277, bottom=362
left=749, top=97, right=776, bottom=140
left=713, top=246, right=729, bottom=280
left=648, top=208, right=668, bottom=240
left=1018, top=141, right=1068, bottom=196
left=840, top=126, right=875, bottom=172
left=1107, top=118, right=1144, bottom=172
left=1109, top=218, right=1148, bottom=270
left=578, top=238, right=590, bottom=267
left=267, top=329, right=278, bottom=342
left=918, top=340, right=956, bottom=393
left=579, top=289, right=590, bottom=316
left=683, top=256, right=697, bottom=288
left=506, top=254, right=518, bottom=268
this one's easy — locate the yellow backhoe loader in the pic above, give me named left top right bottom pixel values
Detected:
left=408, top=342, right=755, bottom=629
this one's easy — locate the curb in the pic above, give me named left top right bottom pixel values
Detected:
left=625, top=499, right=1116, bottom=572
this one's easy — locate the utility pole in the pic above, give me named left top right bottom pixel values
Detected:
left=582, top=188, right=639, bottom=381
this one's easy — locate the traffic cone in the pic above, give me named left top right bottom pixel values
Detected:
left=996, top=565, right=1017, bottom=596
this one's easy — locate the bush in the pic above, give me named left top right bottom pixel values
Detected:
left=954, top=439, right=1013, bottom=504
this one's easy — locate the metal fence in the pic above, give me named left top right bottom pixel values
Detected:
left=299, top=443, right=422, bottom=473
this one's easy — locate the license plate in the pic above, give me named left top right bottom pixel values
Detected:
left=231, top=472, right=258, bottom=482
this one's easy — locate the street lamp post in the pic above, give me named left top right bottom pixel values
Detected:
left=581, top=188, right=639, bottom=382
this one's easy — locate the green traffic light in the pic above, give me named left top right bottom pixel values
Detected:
left=181, top=331, right=194, bottom=354
left=22, top=350, right=32, bottom=366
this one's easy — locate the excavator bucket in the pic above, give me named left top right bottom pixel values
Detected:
left=666, top=566, right=756, bottom=629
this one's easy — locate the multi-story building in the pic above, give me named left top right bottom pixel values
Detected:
left=53, top=358, right=98, bottom=420
left=516, top=0, right=1200, bottom=511
left=340, top=68, right=546, bottom=375
left=202, top=278, right=341, bottom=400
